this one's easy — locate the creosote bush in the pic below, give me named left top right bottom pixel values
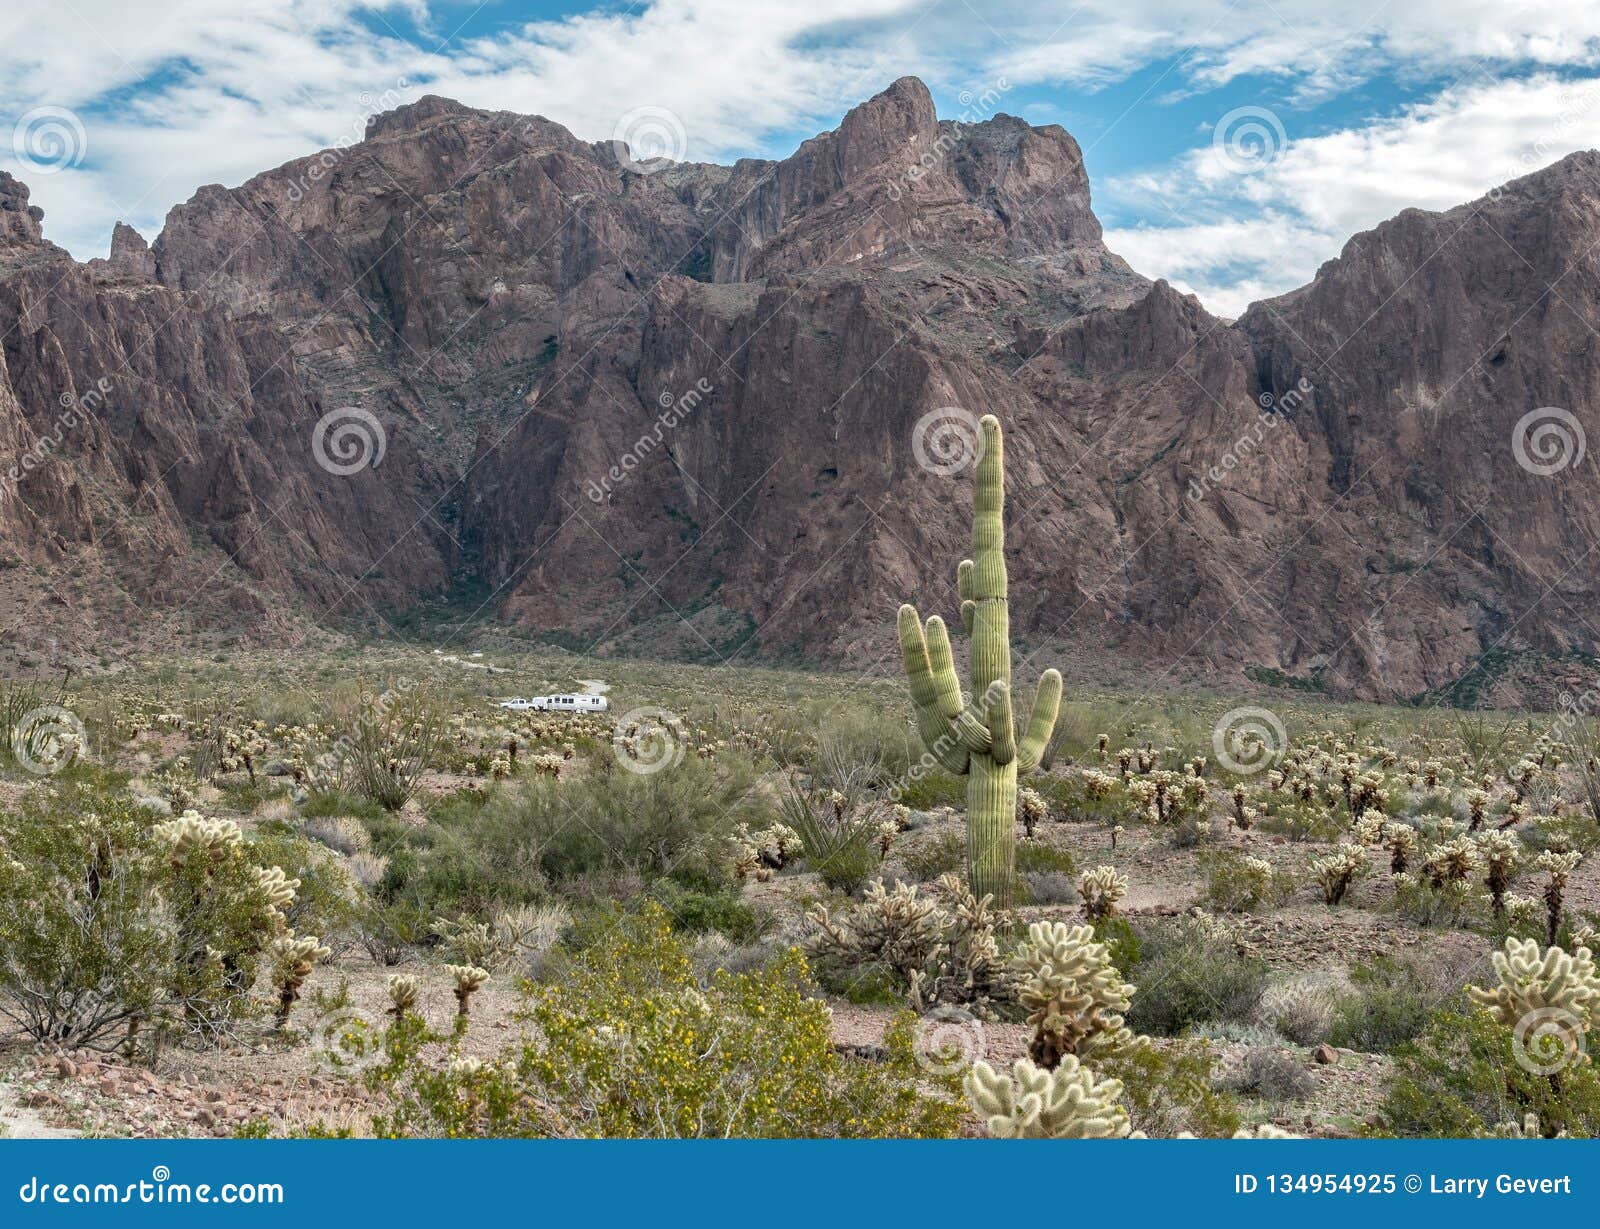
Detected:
left=368, top=904, right=962, bottom=1138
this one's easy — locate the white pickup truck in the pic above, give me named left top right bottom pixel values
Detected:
left=498, top=694, right=610, bottom=713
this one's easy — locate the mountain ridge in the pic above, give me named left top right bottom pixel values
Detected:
left=4, top=77, right=1600, bottom=706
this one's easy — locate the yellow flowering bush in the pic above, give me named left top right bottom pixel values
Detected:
left=369, top=904, right=962, bottom=1138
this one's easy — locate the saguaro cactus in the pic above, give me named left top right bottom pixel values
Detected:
left=898, top=415, right=1061, bottom=906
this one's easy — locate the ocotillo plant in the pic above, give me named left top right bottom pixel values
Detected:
left=898, top=415, right=1061, bottom=906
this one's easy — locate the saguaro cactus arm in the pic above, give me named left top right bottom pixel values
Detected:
left=1016, top=669, right=1063, bottom=774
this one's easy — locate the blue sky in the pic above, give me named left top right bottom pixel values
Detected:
left=3, top=0, right=1600, bottom=315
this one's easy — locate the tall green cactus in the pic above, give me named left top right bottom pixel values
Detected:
left=898, top=415, right=1061, bottom=907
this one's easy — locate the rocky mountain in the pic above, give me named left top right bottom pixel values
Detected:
left=3, top=77, right=1599, bottom=705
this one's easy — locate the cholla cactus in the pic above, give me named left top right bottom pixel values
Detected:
left=387, top=974, right=419, bottom=1020
left=897, top=416, right=1062, bottom=907
left=1476, top=830, right=1520, bottom=915
left=1231, top=1124, right=1302, bottom=1138
left=1351, top=809, right=1386, bottom=845
left=1382, top=823, right=1418, bottom=875
left=1424, top=834, right=1480, bottom=888
left=1505, top=894, right=1543, bottom=937
left=268, top=933, right=329, bottom=1028
left=876, top=818, right=899, bottom=857
left=1465, top=788, right=1491, bottom=832
left=1536, top=850, right=1584, bottom=946
left=729, top=823, right=804, bottom=882
left=253, top=865, right=300, bottom=913
left=964, top=1056, right=1131, bottom=1139
left=1078, top=865, right=1128, bottom=922
left=1310, top=843, right=1366, bottom=906
left=1012, top=920, right=1134, bottom=1068
left=1467, top=938, right=1600, bottom=1063
left=1017, top=787, right=1048, bottom=840
left=446, top=964, right=490, bottom=1017
left=1494, top=1112, right=1568, bottom=1139
left=1083, top=770, right=1118, bottom=801
left=153, top=811, right=243, bottom=866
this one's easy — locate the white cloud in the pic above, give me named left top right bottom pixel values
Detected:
left=2, top=0, right=1600, bottom=268
left=1107, top=73, right=1600, bottom=317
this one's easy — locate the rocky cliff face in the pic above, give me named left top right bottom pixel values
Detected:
left=3, top=79, right=1599, bottom=703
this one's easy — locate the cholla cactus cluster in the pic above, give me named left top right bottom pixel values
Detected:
left=1536, top=850, right=1584, bottom=945
left=1012, top=920, right=1134, bottom=1068
left=1467, top=938, right=1600, bottom=1058
left=1424, top=834, right=1480, bottom=888
left=1476, top=830, right=1521, bottom=914
left=1310, top=842, right=1366, bottom=906
left=1383, top=822, right=1418, bottom=874
left=1077, top=865, right=1128, bottom=922
left=805, top=875, right=1006, bottom=1011
left=1017, top=787, right=1048, bottom=839
left=387, top=974, right=419, bottom=1020
left=729, top=823, right=803, bottom=882
left=964, top=1056, right=1131, bottom=1139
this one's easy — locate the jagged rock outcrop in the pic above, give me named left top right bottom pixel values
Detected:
left=2, top=79, right=1599, bottom=702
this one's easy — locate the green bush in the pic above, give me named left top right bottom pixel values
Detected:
left=1125, top=918, right=1268, bottom=1037
left=1381, top=1006, right=1600, bottom=1137
left=368, top=904, right=963, bottom=1138
left=1098, top=1039, right=1242, bottom=1137
left=902, top=831, right=965, bottom=882
left=1327, top=954, right=1472, bottom=1052
left=649, top=880, right=772, bottom=945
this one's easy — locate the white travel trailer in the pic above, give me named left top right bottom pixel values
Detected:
left=498, top=694, right=609, bottom=713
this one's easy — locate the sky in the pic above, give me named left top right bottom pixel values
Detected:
left=3, top=0, right=1600, bottom=317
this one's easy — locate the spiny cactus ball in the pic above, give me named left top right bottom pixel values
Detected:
left=964, top=1056, right=1131, bottom=1139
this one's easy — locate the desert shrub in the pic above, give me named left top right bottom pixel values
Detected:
left=1020, top=871, right=1077, bottom=904
left=1202, top=849, right=1286, bottom=912
left=406, top=754, right=759, bottom=911
left=1218, top=1049, right=1316, bottom=1101
left=778, top=770, right=885, bottom=892
left=1125, top=918, right=1268, bottom=1037
left=649, top=880, right=772, bottom=945
left=1257, top=975, right=1339, bottom=1045
left=327, top=683, right=446, bottom=811
left=367, top=904, right=962, bottom=1138
left=249, top=831, right=359, bottom=946
left=355, top=897, right=434, bottom=967
left=902, top=831, right=965, bottom=882
left=1097, top=1040, right=1242, bottom=1138
left=1255, top=796, right=1344, bottom=842
left=1014, top=841, right=1076, bottom=877
left=1037, top=772, right=1139, bottom=826
left=893, top=771, right=966, bottom=810
left=0, top=785, right=311, bottom=1047
left=1327, top=952, right=1475, bottom=1052
left=1381, top=1007, right=1600, bottom=1138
